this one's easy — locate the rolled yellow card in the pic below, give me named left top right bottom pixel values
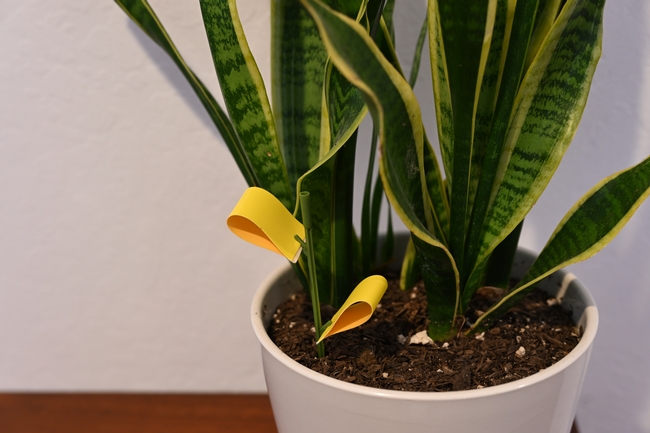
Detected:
left=317, top=275, right=388, bottom=343
left=227, top=187, right=305, bottom=262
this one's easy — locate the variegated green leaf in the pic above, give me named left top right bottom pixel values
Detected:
left=271, top=0, right=367, bottom=183
left=412, top=14, right=450, bottom=244
left=382, top=0, right=396, bottom=40
left=526, top=0, right=562, bottom=70
left=467, top=0, right=513, bottom=235
left=360, top=14, right=424, bottom=275
left=400, top=237, right=420, bottom=290
left=361, top=12, right=438, bottom=274
left=436, top=0, right=494, bottom=272
left=301, top=0, right=460, bottom=339
left=473, top=0, right=604, bottom=274
left=293, top=1, right=369, bottom=305
left=464, top=0, right=539, bottom=284
left=114, top=0, right=256, bottom=188
left=411, top=235, right=459, bottom=339
left=472, top=154, right=650, bottom=332
left=322, top=61, right=368, bottom=153
left=308, top=3, right=369, bottom=300
left=360, top=11, right=402, bottom=275
left=366, top=13, right=450, bottom=245
left=423, top=135, right=450, bottom=244
left=272, top=0, right=329, bottom=189
left=427, top=0, right=454, bottom=191
left=295, top=132, right=359, bottom=307
left=201, top=0, right=293, bottom=209
left=324, top=0, right=367, bottom=17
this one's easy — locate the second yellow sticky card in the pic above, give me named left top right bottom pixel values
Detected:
left=317, top=275, right=388, bottom=343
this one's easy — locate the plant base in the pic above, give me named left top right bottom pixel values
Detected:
left=251, top=249, right=598, bottom=433
left=269, top=280, right=581, bottom=391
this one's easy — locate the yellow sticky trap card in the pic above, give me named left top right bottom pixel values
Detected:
left=227, top=187, right=305, bottom=263
left=317, top=275, right=388, bottom=343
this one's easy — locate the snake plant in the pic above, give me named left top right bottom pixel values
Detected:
left=116, top=0, right=650, bottom=341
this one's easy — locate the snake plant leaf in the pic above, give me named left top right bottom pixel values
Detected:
left=324, top=0, right=367, bottom=17
left=328, top=133, right=358, bottom=304
left=472, top=0, right=604, bottom=277
left=464, top=0, right=539, bottom=283
left=436, top=0, right=495, bottom=272
left=300, top=0, right=461, bottom=339
left=374, top=13, right=450, bottom=249
left=411, top=15, right=450, bottom=245
left=376, top=16, right=452, bottom=252
left=324, top=0, right=372, bottom=155
left=293, top=1, right=370, bottom=306
left=373, top=18, right=405, bottom=75
left=526, top=0, right=562, bottom=70
left=272, top=0, right=331, bottom=188
left=365, top=13, right=450, bottom=245
left=471, top=155, right=650, bottom=333
left=466, top=0, right=513, bottom=235
left=200, top=0, right=293, bottom=210
left=114, top=0, right=256, bottom=188
left=274, top=0, right=366, bottom=162
left=423, top=135, right=450, bottom=244
left=362, top=13, right=425, bottom=268
left=323, top=61, right=368, bottom=154
left=411, top=235, right=459, bottom=339
left=304, top=4, right=369, bottom=303
left=295, top=131, right=359, bottom=307
left=427, top=0, right=454, bottom=192
left=382, top=0, right=396, bottom=40
left=361, top=14, right=401, bottom=275
left=361, top=10, right=424, bottom=275
left=400, top=237, right=420, bottom=291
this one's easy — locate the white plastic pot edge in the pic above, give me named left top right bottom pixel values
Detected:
left=251, top=247, right=598, bottom=402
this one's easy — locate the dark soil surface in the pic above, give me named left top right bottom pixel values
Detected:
left=269, top=276, right=582, bottom=392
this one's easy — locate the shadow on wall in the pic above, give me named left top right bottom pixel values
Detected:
left=127, top=21, right=224, bottom=143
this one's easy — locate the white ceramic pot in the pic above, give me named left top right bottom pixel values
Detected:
left=251, top=248, right=598, bottom=433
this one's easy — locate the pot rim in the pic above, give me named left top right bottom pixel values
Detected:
left=251, top=247, right=598, bottom=401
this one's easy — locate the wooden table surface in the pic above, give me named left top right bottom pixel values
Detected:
left=0, top=393, right=578, bottom=433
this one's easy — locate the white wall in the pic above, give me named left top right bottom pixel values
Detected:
left=1, top=1, right=649, bottom=432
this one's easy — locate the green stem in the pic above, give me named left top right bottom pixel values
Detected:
left=369, top=0, right=387, bottom=39
left=320, top=320, right=333, bottom=334
left=360, top=1, right=388, bottom=276
left=361, top=126, right=379, bottom=275
left=299, top=192, right=325, bottom=358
